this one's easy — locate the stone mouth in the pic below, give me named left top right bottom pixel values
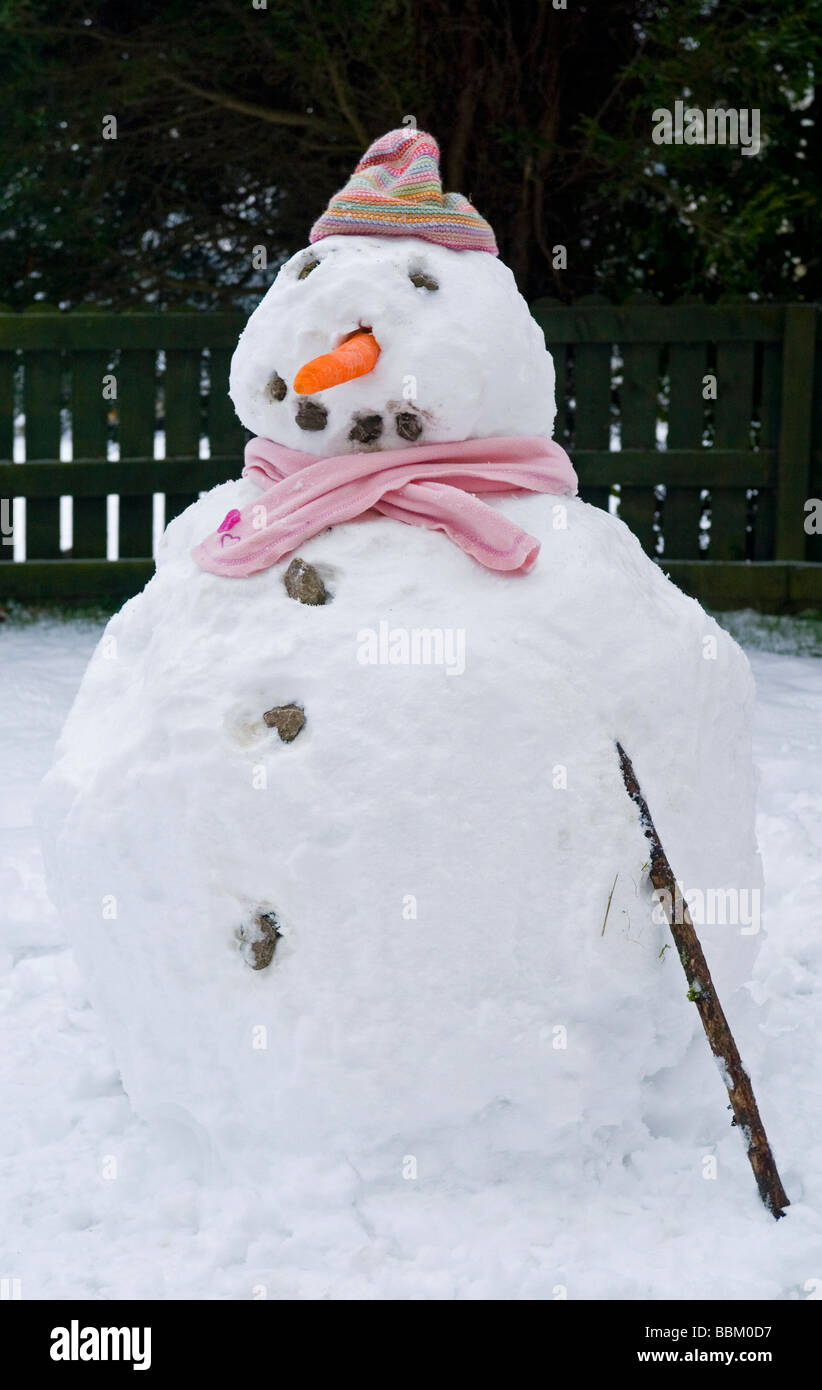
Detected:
left=289, top=402, right=426, bottom=445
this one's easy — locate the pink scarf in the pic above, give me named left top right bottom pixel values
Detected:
left=192, top=434, right=577, bottom=577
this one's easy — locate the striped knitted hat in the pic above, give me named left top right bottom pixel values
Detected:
left=309, top=128, right=498, bottom=255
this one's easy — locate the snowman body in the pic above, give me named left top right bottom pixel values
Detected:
left=40, top=236, right=761, bottom=1172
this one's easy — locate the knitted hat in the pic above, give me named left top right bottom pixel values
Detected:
left=309, top=128, right=498, bottom=255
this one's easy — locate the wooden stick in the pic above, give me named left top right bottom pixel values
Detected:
left=616, top=741, right=789, bottom=1219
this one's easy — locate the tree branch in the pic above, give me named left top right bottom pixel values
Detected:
left=164, top=75, right=334, bottom=133
left=10, top=18, right=338, bottom=135
left=617, top=741, right=789, bottom=1220
left=324, top=58, right=370, bottom=147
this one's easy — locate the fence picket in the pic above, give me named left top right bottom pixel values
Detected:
left=164, top=350, right=203, bottom=523
left=775, top=305, right=816, bottom=560
left=808, top=336, right=822, bottom=565
left=573, top=301, right=613, bottom=511
left=71, top=351, right=109, bottom=557
left=208, top=349, right=245, bottom=461
left=552, top=343, right=571, bottom=450
left=619, top=342, right=659, bottom=552
left=664, top=341, right=707, bottom=559
left=118, top=348, right=157, bottom=557
left=0, top=347, right=14, bottom=561
left=754, top=343, right=780, bottom=560
left=709, top=342, right=754, bottom=560
left=23, top=347, right=63, bottom=558
left=539, top=301, right=570, bottom=450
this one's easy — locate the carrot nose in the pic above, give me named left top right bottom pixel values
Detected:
left=293, top=328, right=380, bottom=395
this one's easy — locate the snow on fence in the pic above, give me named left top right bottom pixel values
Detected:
left=0, top=301, right=820, bottom=610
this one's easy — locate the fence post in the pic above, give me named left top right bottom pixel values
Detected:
left=23, top=303, right=63, bottom=559
left=572, top=294, right=612, bottom=511
left=775, top=305, right=817, bottom=561
left=0, top=301, right=13, bottom=563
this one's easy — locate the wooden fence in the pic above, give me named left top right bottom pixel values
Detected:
left=532, top=298, right=822, bottom=610
left=1, top=302, right=820, bottom=609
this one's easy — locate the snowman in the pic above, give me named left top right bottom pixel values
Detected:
left=41, top=130, right=761, bottom=1182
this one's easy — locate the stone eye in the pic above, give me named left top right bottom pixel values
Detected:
left=298, top=258, right=320, bottom=280
left=409, top=271, right=438, bottom=291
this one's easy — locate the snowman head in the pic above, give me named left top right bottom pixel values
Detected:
left=229, top=131, right=556, bottom=455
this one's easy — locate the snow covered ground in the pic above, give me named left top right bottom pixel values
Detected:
left=1, top=606, right=821, bottom=1301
